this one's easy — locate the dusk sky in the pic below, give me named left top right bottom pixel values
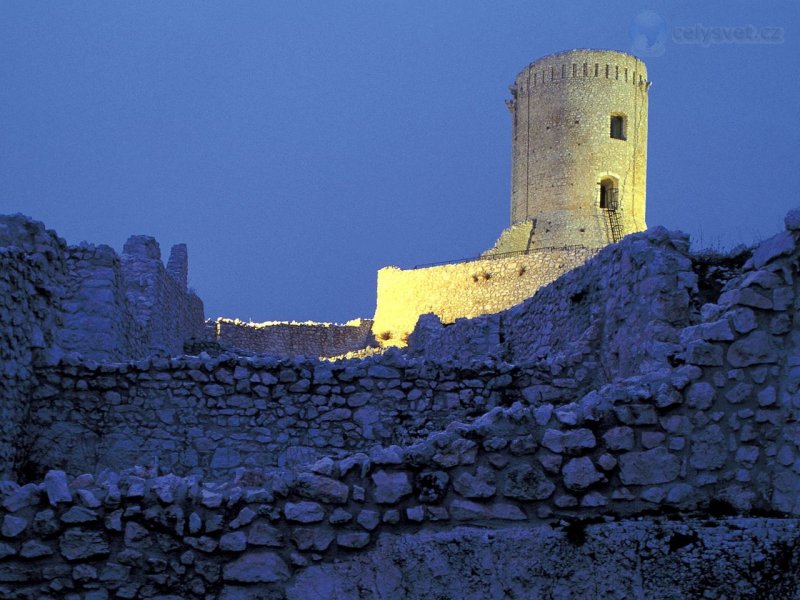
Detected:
left=1, top=1, right=798, bottom=323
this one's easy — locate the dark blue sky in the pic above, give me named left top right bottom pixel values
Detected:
left=1, top=1, right=798, bottom=322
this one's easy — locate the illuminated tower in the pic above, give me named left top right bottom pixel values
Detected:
left=505, top=49, right=649, bottom=249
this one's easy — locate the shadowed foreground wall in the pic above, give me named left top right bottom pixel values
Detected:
left=0, top=214, right=206, bottom=477
left=4, top=211, right=800, bottom=597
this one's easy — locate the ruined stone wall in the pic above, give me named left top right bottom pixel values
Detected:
left=57, top=244, right=146, bottom=362
left=0, top=217, right=66, bottom=479
left=508, top=49, right=648, bottom=246
left=0, top=215, right=205, bottom=363
left=25, top=352, right=527, bottom=480
left=0, top=214, right=205, bottom=477
left=373, top=246, right=597, bottom=346
left=122, top=236, right=206, bottom=358
left=409, top=227, right=696, bottom=384
left=210, top=318, right=376, bottom=358
left=5, top=324, right=800, bottom=599
left=5, top=212, right=800, bottom=597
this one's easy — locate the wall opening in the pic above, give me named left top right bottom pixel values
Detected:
left=610, top=114, right=626, bottom=140
left=599, top=178, right=619, bottom=210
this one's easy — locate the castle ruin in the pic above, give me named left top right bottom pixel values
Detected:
left=3, top=50, right=800, bottom=598
left=372, top=49, right=650, bottom=346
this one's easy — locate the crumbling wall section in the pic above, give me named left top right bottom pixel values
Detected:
left=26, top=352, right=524, bottom=479
left=121, top=237, right=205, bottom=357
left=0, top=216, right=66, bottom=478
left=57, top=244, right=145, bottom=362
left=409, top=227, right=697, bottom=384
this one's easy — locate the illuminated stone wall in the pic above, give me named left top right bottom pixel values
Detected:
left=508, top=49, right=649, bottom=248
left=210, top=318, right=376, bottom=358
left=372, top=247, right=597, bottom=345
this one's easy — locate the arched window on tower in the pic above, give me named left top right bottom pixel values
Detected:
left=599, top=178, right=618, bottom=210
left=610, top=115, right=626, bottom=140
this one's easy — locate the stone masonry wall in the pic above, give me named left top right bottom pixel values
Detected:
left=210, top=318, right=376, bottom=358
left=408, top=226, right=695, bottom=386
left=0, top=217, right=65, bottom=479
left=122, top=236, right=205, bottom=358
left=57, top=244, right=146, bottom=362
left=372, top=246, right=597, bottom=346
left=5, top=211, right=800, bottom=596
left=0, top=214, right=205, bottom=477
left=25, top=352, right=530, bottom=481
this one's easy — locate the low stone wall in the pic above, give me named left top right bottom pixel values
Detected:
left=3, top=357, right=800, bottom=599
left=25, top=352, right=532, bottom=480
left=210, top=318, right=376, bottom=358
left=5, top=211, right=800, bottom=597
left=372, top=246, right=597, bottom=346
left=0, top=214, right=206, bottom=477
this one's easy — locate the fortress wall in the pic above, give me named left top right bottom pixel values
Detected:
left=211, top=318, right=376, bottom=358
left=57, top=245, right=146, bottom=362
left=5, top=281, right=800, bottom=597
left=25, top=353, right=527, bottom=480
left=372, top=247, right=597, bottom=346
left=408, top=227, right=696, bottom=382
left=4, top=216, right=800, bottom=595
left=121, top=237, right=206, bottom=357
left=0, top=217, right=66, bottom=478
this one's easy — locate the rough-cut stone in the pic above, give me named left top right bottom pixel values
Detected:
left=291, top=527, right=335, bottom=552
left=619, top=448, right=680, bottom=485
left=356, top=509, right=381, bottom=531
left=20, top=540, right=52, bottom=558
left=294, top=473, right=349, bottom=504
left=453, top=470, right=496, bottom=499
left=690, top=425, right=727, bottom=470
left=219, top=531, right=247, bottom=552
left=371, top=470, right=412, bottom=504
left=284, top=501, right=325, bottom=524
left=223, top=551, right=290, bottom=583
left=502, top=464, right=555, bottom=500
left=44, top=470, right=72, bottom=505
left=603, top=427, right=635, bottom=451
left=61, top=506, right=99, bottom=524
left=59, top=528, right=110, bottom=561
left=686, top=382, right=715, bottom=410
left=1, top=515, right=27, bottom=538
left=562, top=457, right=603, bottom=491
left=247, top=522, right=283, bottom=547
left=727, top=331, right=780, bottom=368
left=2, top=483, right=40, bottom=512
left=751, top=230, right=795, bottom=268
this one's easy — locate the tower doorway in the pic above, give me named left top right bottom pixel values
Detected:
left=599, top=178, right=618, bottom=211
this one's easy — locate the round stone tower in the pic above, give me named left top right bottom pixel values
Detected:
left=507, top=49, right=649, bottom=249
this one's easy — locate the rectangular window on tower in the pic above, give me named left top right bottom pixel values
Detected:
left=610, top=115, right=626, bottom=140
